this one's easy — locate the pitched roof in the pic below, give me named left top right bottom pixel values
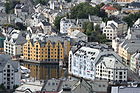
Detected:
left=101, top=5, right=117, bottom=11
left=0, top=54, right=19, bottom=71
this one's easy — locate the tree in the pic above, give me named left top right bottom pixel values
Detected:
left=15, top=22, right=27, bottom=30
left=54, top=16, right=64, bottom=30
left=34, top=0, right=49, bottom=5
left=0, top=84, right=5, bottom=90
left=70, top=2, right=95, bottom=19
left=69, top=2, right=107, bottom=19
left=123, top=12, right=140, bottom=27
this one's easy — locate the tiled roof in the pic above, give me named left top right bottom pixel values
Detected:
left=101, top=5, right=117, bottom=11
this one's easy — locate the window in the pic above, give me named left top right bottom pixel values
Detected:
left=7, top=65, right=10, bottom=68
left=119, top=72, right=122, bottom=75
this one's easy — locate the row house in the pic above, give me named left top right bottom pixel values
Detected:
left=4, top=30, right=27, bottom=58
left=22, top=34, right=71, bottom=80
left=69, top=44, right=128, bottom=81
left=103, top=19, right=127, bottom=40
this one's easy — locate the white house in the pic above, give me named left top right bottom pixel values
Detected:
left=96, top=52, right=128, bottom=81
left=103, top=24, right=117, bottom=40
left=60, top=17, right=75, bottom=34
left=4, top=31, right=27, bottom=58
left=103, top=19, right=127, bottom=40
left=69, top=44, right=128, bottom=81
left=0, top=54, right=21, bottom=89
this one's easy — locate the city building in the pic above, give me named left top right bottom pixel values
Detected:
left=118, top=21, right=140, bottom=65
left=69, top=44, right=128, bottom=81
left=103, top=19, right=127, bottom=40
left=15, top=79, right=43, bottom=93
left=38, top=78, right=108, bottom=93
left=60, top=16, right=102, bottom=34
left=96, top=52, right=127, bottom=81
left=22, top=34, right=71, bottom=80
left=23, top=34, right=71, bottom=61
left=68, top=30, right=88, bottom=43
left=103, top=23, right=118, bottom=40
left=0, top=54, right=21, bottom=89
left=4, top=31, right=27, bottom=58
left=112, top=0, right=135, bottom=5
left=130, top=52, right=140, bottom=76
left=101, top=5, right=119, bottom=16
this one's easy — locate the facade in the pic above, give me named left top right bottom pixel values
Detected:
left=22, top=34, right=71, bottom=80
left=60, top=17, right=76, bottom=34
left=60, top=16, right=102, bottom=34
left=103, top=19, right=127, bottom=40
left=69, top=44, right=128, bottom=81
left=23, top=34, right=71, bottom=61
left=103, top=24, right=117, bottom=40
left=118, top=22, right=140, bottom=65
left=113, top=0, right=135, bottom=4
left=101, top=5, right=119, bottom=16
left=96, top=54, right=127, bottom=81
left=69, top=47, right=98, bottom=80
left=37, top=21, right=52, bottom=34
left=40, top=78, right=108, bottom=93
left=69, top=30, right=88, bottom=43
left=130, top=52, right=140, bottom=76
left=0, top=54, right=21, bottom=89
left=4, top=31, right=27, bottom=58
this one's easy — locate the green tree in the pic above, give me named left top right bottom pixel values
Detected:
left=123, top=12, right=140, bottom=27
left=54, top=16, right=64, bottom=30
left=69, top=2, right=107, bottom=19
left=0, top=84, right=5, bottom=90
left=70, top=2, right=95, bottom=19
left=34, top=0, right=49, bottom=5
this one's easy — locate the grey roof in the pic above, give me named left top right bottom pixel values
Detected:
left=120, top=39, right=140, bottom=54
left=7, top=32, right=27, bottom=45
left=29, top=26, right=44, bottom=34
left=41, top=21, right=51, bottom=26
left=41, top=78, right=108, bottom=93
left=129, top=2, right=140, bottom=8
left=89, top=15, right=102, bottom=22
left=114, top=19, right=126, bottom=24
left=109, top=23, right=117, bottom=29
left=30, top=35, right=71, bottom=47
left=0, top=54, right=19, bottom=72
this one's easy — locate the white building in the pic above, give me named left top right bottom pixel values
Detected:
left=103, top=24, right=117, bottom=40
left=103, top=19, right=127, bottom=40
left=69, top=47, right=98, bottom=80
left=4, top=31, right=27, bottom=58
left=130, top=52, right=140, bottom=76
left=60, top=17, right=75, bottom=34
left=0, top=54, right=21, bottom=89
left=96, top=52, right=127, bottom=81
left=69, top=44, right=128, bottom=81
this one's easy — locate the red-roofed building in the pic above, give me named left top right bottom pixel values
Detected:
left=101, top=5, right=119, bottom=16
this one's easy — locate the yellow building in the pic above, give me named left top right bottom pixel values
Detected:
left=118, top=40, right=140, bottom=65
left=118, top=45, right=131, bottom=65
left=23, top=39, right=71, bottom=61
left=22, top=35, right=71, bottom=80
